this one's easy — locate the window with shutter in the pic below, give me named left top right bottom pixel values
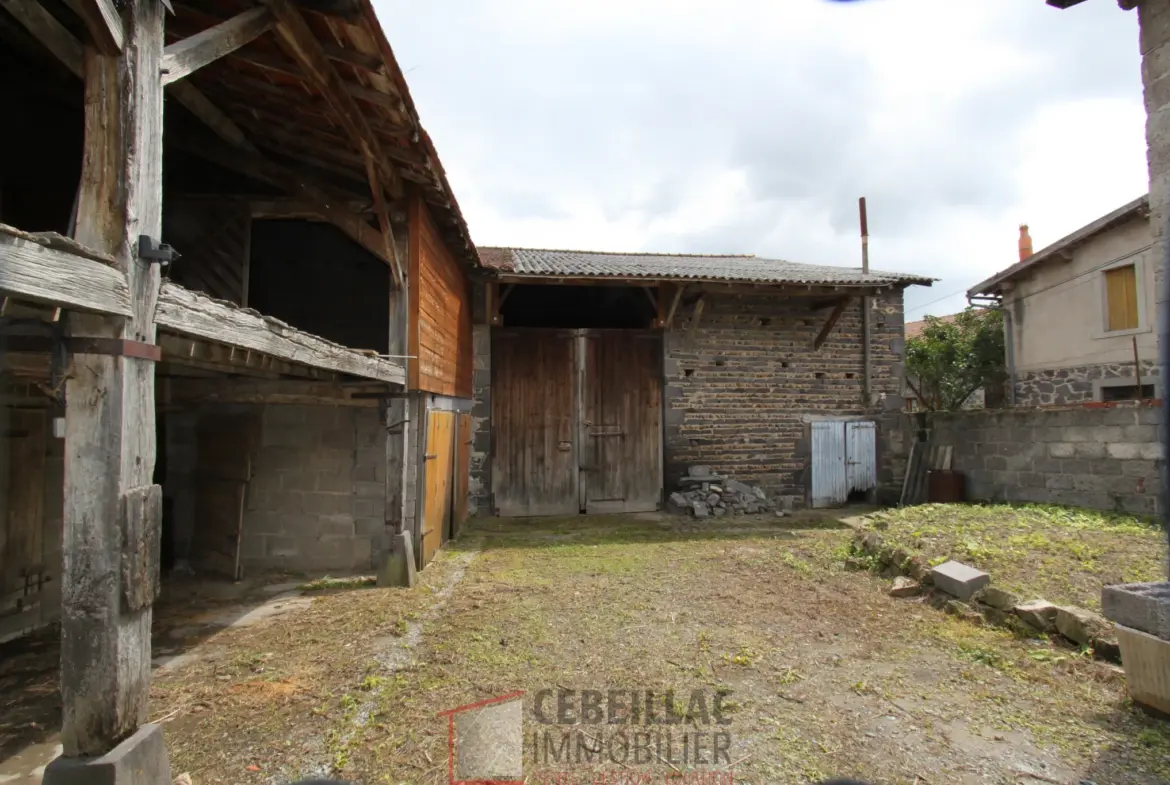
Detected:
left=1104, top=264, right=1138, bottom=332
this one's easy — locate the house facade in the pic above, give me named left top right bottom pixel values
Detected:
left=468, top=248, right=931, bottom=515
left=968, top=196, right=1156, bottom=406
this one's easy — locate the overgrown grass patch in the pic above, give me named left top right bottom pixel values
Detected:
left=867, top=503, right=1166, bottom=608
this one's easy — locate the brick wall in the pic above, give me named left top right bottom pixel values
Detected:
left=240, top=405, right=386, bottom=573
left=663, top=290, right=906, bottom=500
left=878, top=402, right=1163, bottom=516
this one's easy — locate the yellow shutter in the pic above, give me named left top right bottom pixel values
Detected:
left=1105, top=265, right=1138, bottom=332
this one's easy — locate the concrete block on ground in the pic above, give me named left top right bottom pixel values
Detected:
left=974, top=586, right=1019, bottom=611
left=930, top=560, right=990, bottom=601
left=1055, top=605, right=1111, bottom=646
left=1014, top=599, right=1059, bottom=633
left=43, top=723, right=170, bottom=785
left=1115, top=624, right=1170, bottom=716
left=1102, top=582, right=1170, bottom=641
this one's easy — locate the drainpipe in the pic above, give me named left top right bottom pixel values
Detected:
left=1003, top=304, right=1016, bottom=407
left=1160, top=209, right=1170, bottom=575
left=860, top=197, right=872, bottom=407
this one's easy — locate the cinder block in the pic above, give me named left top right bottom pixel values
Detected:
left=1074, top=442, right=1106, bottom=459
left=930, top=560, right=990, bottom=601
left=266, top=535, right=299, bottom=559
left=1049, top=442, right=1076, bottom=459
left=1103, top=582, right=1170, bottom=641
left=316, top=471, right=353, bottom=494
left=1108, top=442, right=1144, bottom=460
left=353, top=480, right=384, bottom=498
left=1140, top=442, right=1165, bottom=461
left=43, top=723, right=170, bottom=785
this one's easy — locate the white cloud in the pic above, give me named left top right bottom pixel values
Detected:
left=376, top=0, right=1148, bottom=320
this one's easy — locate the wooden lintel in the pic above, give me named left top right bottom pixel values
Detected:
left=0, top=226, right=132, bottom=316
left=162, top=377, right=384, bottom=407
left=264, top=0, right=403, bottom=198
left=75, top=0, right=123, bottom=53
left=813, top=297, right=851, bottom=350
left=688, top=295, right=706, bottom=342
left=161, top=7, right=274, bottom=85
left=156, top=282, right=407, bottom=385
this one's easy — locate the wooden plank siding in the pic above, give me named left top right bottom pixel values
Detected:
left=408, top=193, right=472, bottom=396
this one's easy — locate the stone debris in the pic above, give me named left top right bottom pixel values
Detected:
left=1054, top=605, right=1111, bottom=646
left=889, top=576, right=922, bottom=598
left=974, top=586, right=1020, bottom=611
left=1013, top=599, right=1059, bottom=633
left=669, top=465, right=779, bottom=517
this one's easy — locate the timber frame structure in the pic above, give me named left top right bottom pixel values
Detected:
left=0, top=0, right=477, bottom=767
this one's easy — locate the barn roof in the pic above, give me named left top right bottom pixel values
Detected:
left=479, top=247, right=934, bottom=288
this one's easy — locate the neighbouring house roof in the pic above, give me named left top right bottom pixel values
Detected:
left=904, top=313, right=957, bottom=340
left=967, top=195, right=1149, bottom=297
left=478, top=247, right=934, bottom=288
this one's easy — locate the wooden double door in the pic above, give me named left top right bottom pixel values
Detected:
left=421, top=409, right=471, bottom=567
left=492, top=328, right=662, bottom=517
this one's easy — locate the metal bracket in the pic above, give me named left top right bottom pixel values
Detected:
left=137, top=235, right=180, bottom=268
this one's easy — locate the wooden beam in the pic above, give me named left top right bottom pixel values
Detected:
left=161, top=7, right=274, bottom=85
left=75, top=0, right=123, bottom=53
left=156, top=282, right=407, bottom=384
left=364, top=152, right=404, bottom=288
left=168, top=80, right=258, bottom=150
left=1, top=0, right=85, bottom=75
left=664, top=284, right=685, bottom=328
left=162, top=377, right=384, bottom=407
left=263, top=0, right=403, bottom=198
left=813, top=297, right=851, bottom=350
left=688, top=295, right=706, bottom=342
left=321, top=42, right=381, bottom=71
left=344, top=81, right=406, bottom=111
left=0, top=225, right=131, bottom=316
left=60, top=0, right=165, bottom=756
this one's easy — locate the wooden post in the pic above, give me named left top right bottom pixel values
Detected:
left=60, top=0, right=165, bottom=758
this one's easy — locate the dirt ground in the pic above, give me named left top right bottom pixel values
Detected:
left=5, top=510, right=1170, bottom=785
left=145, top=511, right=1170, bottom=785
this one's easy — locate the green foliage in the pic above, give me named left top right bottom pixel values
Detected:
left=905, top=307, right=1005, bottom=411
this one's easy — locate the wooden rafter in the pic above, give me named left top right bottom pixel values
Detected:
left=161, top=6, right=274, bottom=85
left=74, top=0, right=122, bottom=53
left=263, top=0, right=404, bottom=200
left=813, top=297, right=851, bottom=350
left=363, top=151, right=404, bottom=287
left=664, top=284, right=685, bottom=328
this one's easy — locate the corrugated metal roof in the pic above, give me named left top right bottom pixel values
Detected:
left=480, top=247, right=934, bottom=287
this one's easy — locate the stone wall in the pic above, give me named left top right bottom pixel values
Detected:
left=663, top=290, right=906, bottom=500
left=1015, top=360, right=1158, bottom=406
left=878, top=402, right=1163, bottom=516
left=1140, top=1, right=1169, bottom=397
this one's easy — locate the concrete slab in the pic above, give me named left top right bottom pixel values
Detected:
left=930, top=560, right=990, bottom=601
left=1115, top=624, right=1170, bottom=716
left=42, top=725, right=170, bottom=785
left=1102, top=581, right=1170, bottom=641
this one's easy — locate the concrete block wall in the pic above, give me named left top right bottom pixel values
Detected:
left=878, top=402, right=1163, bottom=516
left=469, top=323, right=492, bottom=516
left=240, top=404, right=387, bottom=574
left=663, top=290, right=905, bottom=500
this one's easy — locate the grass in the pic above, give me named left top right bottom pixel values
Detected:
left=147, top=512, right=1170, bottom=785
left=864, top=503, right=1167, bottom=609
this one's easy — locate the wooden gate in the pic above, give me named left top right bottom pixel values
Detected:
left=492, top=328, right=662, bottom=517
left=193, top=413, right=258, bottom=579
left=491, top=329, right=578, bottom=516
left=581, top=330, right=662, bottom=513
left=1, top=409, right=48, bottom=639
left=422, top=409, right=455, bottom=566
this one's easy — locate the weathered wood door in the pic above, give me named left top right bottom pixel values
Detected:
left=193, top=413, right=258, bottom=579
left=1, top=409, right=47, bottom=638
left=491, top=329, right=578, bottom=516
left=422, top=409, right=455, bottom=566
left=846, top=421, right=877, bottom=494
left=581, top=330, right=662, bottom=513
left=452, top=412, right=472, bottom=537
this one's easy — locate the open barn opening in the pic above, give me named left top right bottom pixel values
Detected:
left=499, top=283, right=658, bottom=329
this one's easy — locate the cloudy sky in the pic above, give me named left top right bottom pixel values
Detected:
left=375, top=0, right=1148, bottom=320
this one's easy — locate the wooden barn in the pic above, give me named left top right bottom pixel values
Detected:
left=0, top=0, right=475, bottom=767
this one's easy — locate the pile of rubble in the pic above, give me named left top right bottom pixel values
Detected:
left=667, top=466, right=783, bottom=518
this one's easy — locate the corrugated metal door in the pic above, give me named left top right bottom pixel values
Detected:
left=581, top=330, right=662, bottom=513
left=846, top=421, right=876, bottom=493
left=491, top=329, right=578, bottom=516
left=422, top=409, right=455, bottom=566
left=811, top=421, right=846, bottom=508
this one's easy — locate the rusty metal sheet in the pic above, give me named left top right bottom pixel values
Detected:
left=846, top=421, right=876, bottom=493
left=811, top=421, right=846, bottom=508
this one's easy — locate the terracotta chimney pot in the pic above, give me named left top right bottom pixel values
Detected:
left=1019, top=224, right=1033, bottom=261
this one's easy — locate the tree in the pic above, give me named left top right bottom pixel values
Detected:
left=905, top=307, right=1006, bottom=411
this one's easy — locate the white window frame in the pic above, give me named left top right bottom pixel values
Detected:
left=1095, top=255, right=1150, bottom=339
